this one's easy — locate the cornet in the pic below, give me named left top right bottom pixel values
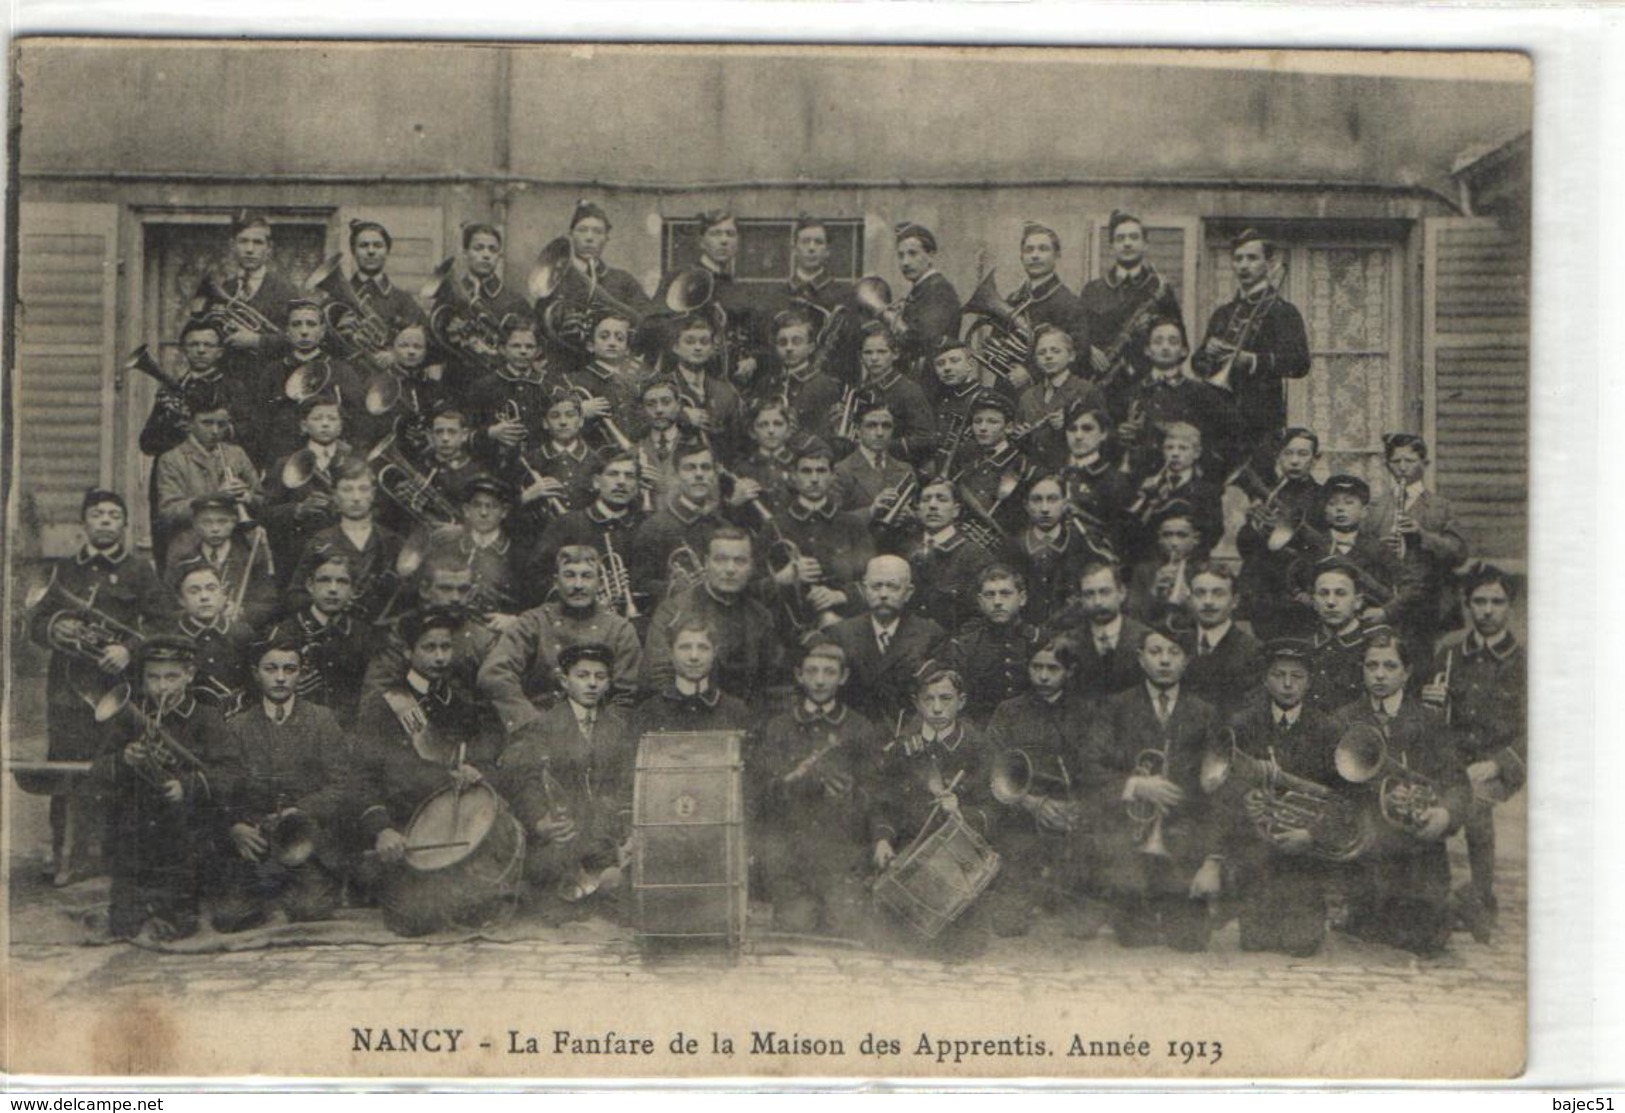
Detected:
left=1226, top=460, right=1296, bottom=551
left=190, top=273, right=283, bottom=340
left=1126, top=464, right=1176, bottom=523
left=565, top=386, right=636, bottom=452
left=366, top=433, right=460, bottom=529
left=92, top=684, right=209, bottom=797
left=597, top=533, right=640, bottom=620
left=1388, top=480, right=1411, bottom=561
left=875, top=473, right=919, bottom=526
left=1127, top=747, right=1173, bottom=858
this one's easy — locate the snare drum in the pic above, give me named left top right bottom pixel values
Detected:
left=631, top=731, right=748, bottom=947
left=382, top=781, right=526, bottom=936
left=873, top=810, right=1001, bottom=939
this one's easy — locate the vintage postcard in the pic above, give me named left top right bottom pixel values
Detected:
left=3, top=40, right=1531, bottom=1080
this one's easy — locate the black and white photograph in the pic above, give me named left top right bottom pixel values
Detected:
left=3, top=39, right=1536, bottom=1080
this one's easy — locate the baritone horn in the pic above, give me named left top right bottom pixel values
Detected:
left=189, top=273, right=283, bottom=340
left=25, top=570, right=145, bottom=665
left=1200, top=729, right=1370, bottom=862
left=1334, top=723, right=1444, bottom=839
left=365, top=433, right=459, bottom=529
left=991, top=748, right=1079, bottom=829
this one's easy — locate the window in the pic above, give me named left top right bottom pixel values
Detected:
left=661, top=217, right=864, bottom=283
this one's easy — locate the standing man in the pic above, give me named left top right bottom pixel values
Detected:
left=1192, top=229, right=1311, bottom=457
left=1006, top=222, right=1089, bottom=362
left=657, top=209, right=770, bottom=389
left=776, top=214, right=853, bottom=320
left=883, top=222, right=961, bottom=378
left=431, top=223, right=531, bottom=391
left=1079, top=210, right=1184, bottom=384
left=345, top=219, right=427, bottom=351
left=552, top=200, right=653, bottom=325
left=28, top=489, right=173, bottom=885
left=204, top=211, right=299, bottom=373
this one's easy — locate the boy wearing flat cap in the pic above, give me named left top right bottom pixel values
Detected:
left=956, top=390, right=1034, bottom=534
left=165, top=491, right=277, bottom=630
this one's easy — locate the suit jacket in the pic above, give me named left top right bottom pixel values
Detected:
left=1191, top=291, right=1311, bottom=441
left=497, top=697, right=634, bottom=860
left=164, top=532, right=278, bottom=631
left=1182, top=622, right=1265, bottom=720
left=1048, top=613, right=1151, bottom=701
left=641, top=584, right=784, bottom=700
left=832, top=449, right=912, bottom=516
left=213, top=696, right=352, bottom=861
left=153, top=438, right=264, bottom=540
left=1215, top=693, right=1342, bottom=867
left=814, top=613, right=947, bottom=725
left=1086, top=683, right=1220, bottom=883
left=287, top=520, right=404, bottom=622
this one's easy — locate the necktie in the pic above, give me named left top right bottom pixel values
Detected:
left=877, top=629, right=892, bottom=655
left=1097, top=633, right=1113, bottom=656
left=1333, top=536, right=1353, bottom=556
left=1156, top=691, right=1172, bottom=724
left=581, top=711, right=596, bottom=740
left=1198, top=635, right=1212, bottom=657
left=208, top=545, right=226, bottom=571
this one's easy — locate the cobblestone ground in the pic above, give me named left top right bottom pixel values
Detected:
left=8, top=797, right=1525, bottom=1015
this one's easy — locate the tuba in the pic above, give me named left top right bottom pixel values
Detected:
left=960, top=269, right=1034, bottom=387
left=421, top=257, right=512, bottom=376
left=1334, top=723, right=1443, bottom=839
left=26, top=570, right=145, bottom=665
left=365, top=433, right=460, bottom=530
left=1200, top=729, right=1370, bottom=862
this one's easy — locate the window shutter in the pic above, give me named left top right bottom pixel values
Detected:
left=14, top=202, right=120, bottom=558
left=1423, top=218, right=1528, bottom=565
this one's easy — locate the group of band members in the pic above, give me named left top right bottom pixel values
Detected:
left=25, top=204, right=1522, bottom=960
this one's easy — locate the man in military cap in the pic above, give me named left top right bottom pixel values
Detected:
left=29, top=488, right=173, bottom=885
left=883, top=221, right=961, bottom=377
left=345, top=218, right=428, bottom=347
left=92, top=634, right=231, bottom=941
left=1192, top=228, right=1311, bottom=455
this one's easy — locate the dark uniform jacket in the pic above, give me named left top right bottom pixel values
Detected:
left=499, top=697, right=635, bottom=869
left=213, top=695, right=354, bottom=866
left=862, top=368, right=937, bottom=465
left=1432, top=630, right=1526, bottom=793
left=1118, top=373, right=1244, bottom=477
left=161, top=614, right=256, bottom=704
left=249, top=352, right=373, bottom=469
left=523, top=503, right=645, bottom=609
left=630, top=685, right=753, bottom=737
left=1307, top=622, right=1370, bottom=716
left=1214, top=693, right=1343, bottom=870
left=772, top=498, right=877, bottom=625
left=628, top=495, right=725, bottom=600
left=31, top=545, right=174, bottom=761
left=288, top=520, right=405, bottom=623
left=814, top=613, right=948, bottom=726
left=751, top=701, right=880, bottom=849
left=941, top=617, right=1042, bottom=724
left=1011, top=274, right=1090, bottom=361
left=897, top=271, right=961, bottom=376
left=1191, top=289, right=1311, bottom=447
left=364, top=615, right=500, bottom=713
left=904, top=527, right=995, bottom=633
left=464, top=366, right=559, bottom=484
left=261, top=608, right=377, bottom=727
left=164, top=533, right=278, bottom=631
left=641, top=584, right=785, bottom=699
left=1236, top=473, right=1324, bottom=640
left=984, top=688, right=1106, bottom=839
left=1079, top=265, right=1184, bottom=380
left=868, top=718, right=992, bottom=849
left=259, top=441, right=354, bottom=583
left=1015, top=375, right=1106, bottom=471
left=1000, top=524, right=1110, bottom=619
left=348, top=271, right=428, bottom=337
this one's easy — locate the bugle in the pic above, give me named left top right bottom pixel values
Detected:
left=1226, top=460, right=1296, bottom=551
left=875, top=472, right=919, bottom=526
left=122, top=344, right=187, bottom=395
left=991, top=748, right=1078, bottom=829
left=190, top=273, right=283, bottom=339
left=666, top=542, right=706, bottom=598
left=1334, top=723, right=1443, bottom=838
left=1126, top=464, right=1175, bottom=523
left=565, top=385, right=636, bottom=452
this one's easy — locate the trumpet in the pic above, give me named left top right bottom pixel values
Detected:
left=1127, top=746, right=1172, bottom=858
left=765, top=534, right=843, bottom=639
left=1200, top=730, right=1370, bottom=862
left=365, top=433, right=460, bottom=529
left=1126, top=464, right=1176, bottom=523
left=875, top=472, right=919, bottom=526
left=92, top=684, right=209, bottom=797
left=25, top=569, right=145, bottom=665
left=1334, top=723, right=1444, bottom=839
left=189, top=273, right=283, bottom=340
left=832, top=385, right=861, bottom=442
left=1201, top=263, right=1284, bottom=393
left=1388, top=480, right=1411, bottom=562
left=597, top=533, right=640, bottom=620
left=515, top=453, right=571, bottom=518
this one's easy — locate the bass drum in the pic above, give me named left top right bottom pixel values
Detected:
left=382, top=781, right=526, bottom=937
left=873, top=810, right=1001, bottom=939
left=631, top=731, right=748, bottom=947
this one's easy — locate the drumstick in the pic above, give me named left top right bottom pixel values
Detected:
left=923, top=769, right=966, bottom=831
left=450, top=742, right=468, bottom=832
left=405, top=840, right=472, bottom=854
